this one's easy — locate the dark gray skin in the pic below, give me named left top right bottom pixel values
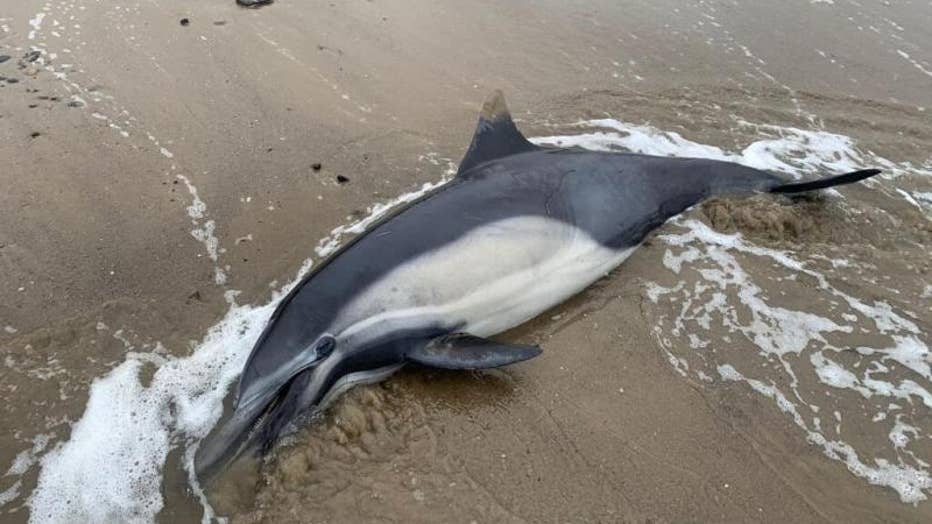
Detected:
left=194, top=91, right=880, bottom=479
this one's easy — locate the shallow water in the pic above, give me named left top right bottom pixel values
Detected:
left=1, top=0, right=931, bottom=522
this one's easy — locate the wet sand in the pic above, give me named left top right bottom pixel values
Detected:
left=1, top=0, right=931, bottom=522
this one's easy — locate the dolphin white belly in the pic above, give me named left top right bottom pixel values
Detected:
left=335, top=216, right=636, bottom=342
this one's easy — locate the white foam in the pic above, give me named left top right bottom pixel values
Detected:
left=652, top=219, right=931, bottom=501
left=896, top=50, right=932, bottom=78
left=0, top=481, right=22, bottom=506
left=6, top=434, right=51, bottom=477
left=718, top=365, right=931, bottom=502
left=915, top=192, right=932, bottom=206
left=896, top=189, right=922, bottom=210
left=889, top=418, right=919, bottom=450
left=533, top=119, right=931, bottom=180
left=29, top=297, right=278, bottom=523
left=28, top=12, right=46, bottom=40
left=176, top=175, right=227, bottom=289
left=661, top=222, right=855, bottom=356
left=533, top=120, right=733, bottom=162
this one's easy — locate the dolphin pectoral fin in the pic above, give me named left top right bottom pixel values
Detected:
left=456, top=90, right=540, bottom=177
left=408, top=333, right=542, bottom=370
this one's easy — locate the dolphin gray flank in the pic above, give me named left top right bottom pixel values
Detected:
left=194, top=90, right=881, bottom=478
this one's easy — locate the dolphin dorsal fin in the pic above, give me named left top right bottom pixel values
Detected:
left=456, top=90, right=539, bottom=176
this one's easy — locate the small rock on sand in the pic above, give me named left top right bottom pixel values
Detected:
left=236, top=0, right=274, bottom=8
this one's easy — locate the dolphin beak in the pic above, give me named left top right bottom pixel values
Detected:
left=194, top=387, right=276, bottom=482
left=196, top=336, right=337, bottom=480
left=195, top=364, right=321, bottom=482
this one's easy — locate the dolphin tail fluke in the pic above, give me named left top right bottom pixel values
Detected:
left=769, top=169, right=881, bottom=194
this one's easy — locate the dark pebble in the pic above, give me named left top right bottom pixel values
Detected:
left=213, top=20, right=227, bottom=26
left=236, top=0, right=274, bottom=7
left=28, top=104, right=37, bottom=109
left=23, top=50, right=41, bottom=63
left=30, top=132, right=41, bottom=138
left=312, top=163, right=322, bottom=171
left=336, top=175, right=349, bottom=184
left=67, top=100, right=84, bottom=108
left=6, top=78, right=18, bottom=84
left=180, top=18, right=190, bottom=27
left=0, top=55, right=10, bottom=64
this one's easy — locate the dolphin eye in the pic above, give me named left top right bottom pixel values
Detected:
left=316, top=336, right=335, bottom=358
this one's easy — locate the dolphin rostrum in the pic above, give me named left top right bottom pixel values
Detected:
left=195, top=91, right=880, bottom=477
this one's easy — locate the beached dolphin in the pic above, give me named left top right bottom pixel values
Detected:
left=194, top=91, right=880, bottom=477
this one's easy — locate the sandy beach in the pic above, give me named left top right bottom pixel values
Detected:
left=1, top=0, right=931, bottom=522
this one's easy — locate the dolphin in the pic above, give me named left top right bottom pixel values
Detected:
left=194, top=91, right=880, bottom=477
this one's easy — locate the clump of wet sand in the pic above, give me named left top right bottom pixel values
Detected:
left=702, top=195, right=822, bottom=242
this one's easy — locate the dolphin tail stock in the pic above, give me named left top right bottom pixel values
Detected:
left=769, top=169, right=881, bottom=194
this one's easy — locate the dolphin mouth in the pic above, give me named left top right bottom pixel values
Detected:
left=193, top=390, right=274, bottom=482
left=197, top=336, right=337, bottom=481
left=194, top=368, right=314, bottom=482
